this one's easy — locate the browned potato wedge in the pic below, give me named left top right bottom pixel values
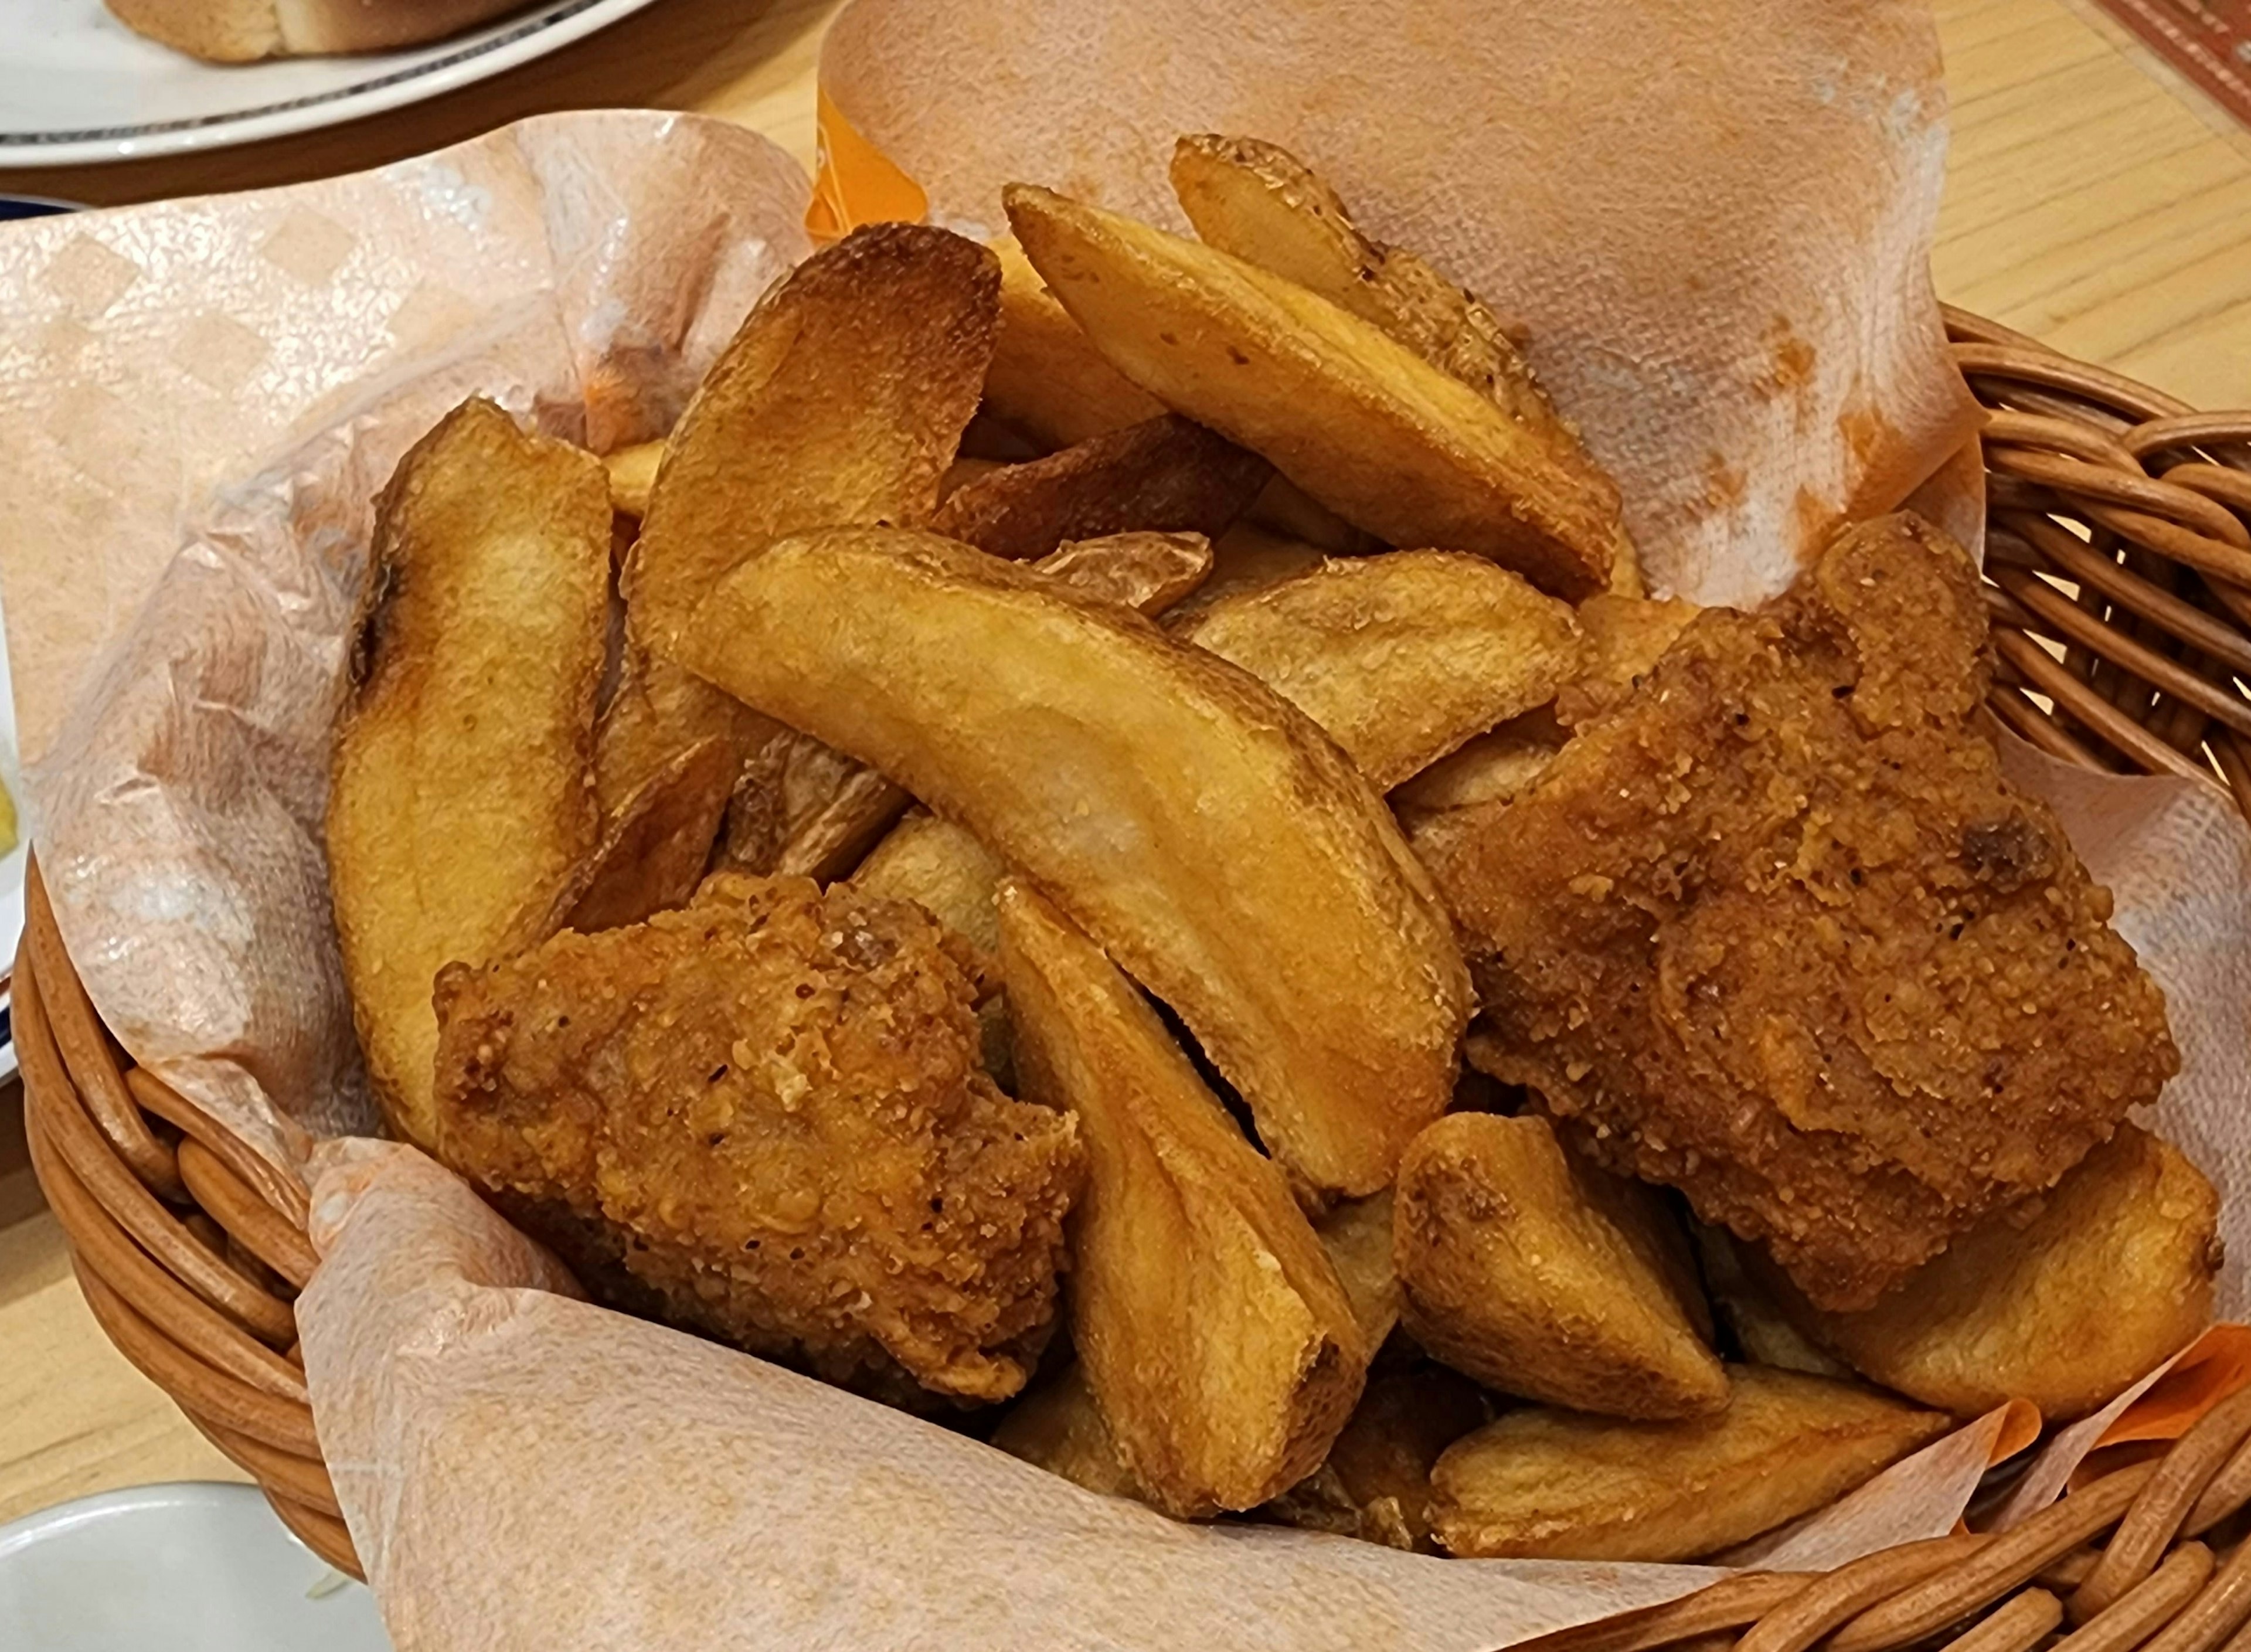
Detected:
left=675, top=526, right=1469, bottom=1196
left=551, top=736, right=736, bottom=934
left=603, top=439, right=664, bottom=519
left=593, top=651, right=774, bottom=823
left=998, top=880, right=1368, bottom=1514
left=991, top=1362, right=1146, bottom=1501
left=1555, top=594, right=1703, bottom=727
left=718, top=729, right=906, bottom=884
left=1007, top=183, right=1614, bottom=600
left=1429, top=1365, right=1951, bottom=1561
left=603, top=225, right=998, bottom=816
left=1395, top=1113, right=1727, bottom=1418
left=328, top=399, right=610, bottom=1152
left=1175, top=552, right=1585, bottom=788
left=1691, top=1225, right=1851, bottom=1379
left=630, top=223, right=998, bottom=647
left=1267, top=1365, right=1491, bottom=1551
left=984, top=233, right=1166, bottom=450
left=1750, top=1126, right=2220, bottom=1421
left=1315, top=1189, right=1401, bottom=1351
left=930, top=414, right=1269, bottom=564
left=1032, top=531, right=1213, bottom=614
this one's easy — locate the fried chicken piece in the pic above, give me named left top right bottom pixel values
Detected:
left=1425, top=514, right=2177, bottom=1311
left=432, top=872, right=1082, bottom=1403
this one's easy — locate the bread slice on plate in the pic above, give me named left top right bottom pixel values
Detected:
left=107, top=0, right=536, bottom=62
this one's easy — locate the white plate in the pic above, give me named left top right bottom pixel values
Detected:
left=0, top=0, right=663, bottom=168
left=0, top=1482, right=391, bottom=1649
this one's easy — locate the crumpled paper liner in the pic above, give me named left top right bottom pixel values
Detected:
left=0, top=0, right=2245, bottom=1643
left=818, top=0, right=1983, bottom=607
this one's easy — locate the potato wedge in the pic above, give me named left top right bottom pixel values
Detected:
left=604, top=225, right=998, bottom=815
left=1175, top=551, right=1585, bottom=788
left=998, top=880, right=1368, bottom=1514
left=1169, top=134, right=1644, bottom=596
left=1169, top=521, right=1329, bottom=621
left=1691, top=1225, right=1851, bottom=1379
left=328, top=398, right=610, bottom=1151
left=1391, top=717, right=1567, bottom=814
left=930, top=414, right=1269, bottom=564
left=853, top=811, right=1008, bottom=956
left=1395, top=1113, right=1727, bottom=1418
left=1429, top=1365, right=1951, bottom=1561
left=1006, top=183, right=1614, bottom=600
left=630, top=223, right=998, bottom=647
left=593, top=651, right=774, bottom=822
left=984, top=232, right=1167, bottom=450
left=553, top=735, right=736, bottom=934
left=1315, top=1190, right=1402, bottom=1351
left=603, top=438, right=664, bottom=520
left=1749, top=1126, right=2219, bottom=1421
left=1032, top=531, right=1213, bottom=615
left=1267, top=1365, right=1490, bottom=1551
left=1555, top=594, right=1702, bottom=728
left=719, top=729, right=907, bottom=885
left=675, top=526, right=1469, bottom=1195
left=991, top=1362, right=1147, bottom=1501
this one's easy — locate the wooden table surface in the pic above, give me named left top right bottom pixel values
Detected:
left=2, top=0, right=2247, bottom=1532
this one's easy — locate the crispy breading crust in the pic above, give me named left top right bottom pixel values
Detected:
left=431, top=873, right=1082, bottom=1404
left=1428, top=515, right=2178, bottom=1311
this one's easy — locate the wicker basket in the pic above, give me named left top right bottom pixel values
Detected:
left=16, top=312, right=2251, bottom=1631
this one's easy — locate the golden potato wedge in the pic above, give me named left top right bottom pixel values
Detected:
left=553, top=735, right=736, bottom=934
left=998, top=880, right=1368, bottom=1514
left=1006, top=183, right=1614, bottom=600
left=846, top=535, right=1210, bottom=949
left=603, top=438, right=664, bottom=520
left=1391, top=716, right=1567, bottom=814
left=930, top=414, right=1270, bottom=564
left=1553, top=594, right=1703, bottom=728
left=1267, top=1365, right=1491, bottom=1551
left=852, top=811, right=1008, bottom=956
left=1243, top=476, right=1372, bottom=555
left=1174, top=551, right=1585, bottom=788
left=1032, top=531, right=1214, bottom=615
left=1169, top=134, right=1643, bottom=596
left=675, top=526, right=1469, bottom=1196
left=984, top=232, right=1167, bottom=451
left=604, top=225, right=998, bottom=817
left=1750, top=1126, right=2220, bottom=1421
left=1395, top=1113, right=1727, bottom=1418
left=1691, top=1225, right=1852, bottom=1379
left=991, top=1362, right=1147, bottom=1501
left=328, top=399, right=610, bottom=1152
left=1168, top=135, right=1533, bottom=434
left=1315, top=1190, right=1402, bottom=1352
left=1429, top=1365, right=1951, bottom=1561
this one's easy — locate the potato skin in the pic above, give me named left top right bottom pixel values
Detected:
left=1753, top=1125, right=2219, bottom=1421
left=1395, top=1113, right=1728, bottom=1419
left=1430, top=1365, right=1951, bottom=1561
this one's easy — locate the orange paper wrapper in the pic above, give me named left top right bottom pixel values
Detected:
left=0, top=1, right=2247, bottom=1643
